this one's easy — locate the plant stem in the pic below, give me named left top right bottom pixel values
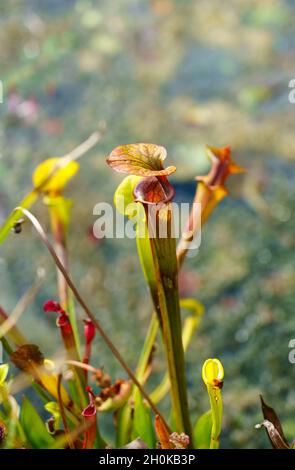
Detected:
left=48, top=202, right=70, bottom=309
left=57, top=374, right=75, bottom=449
left=145, top=204, right=192, bottom=438
left=134, top=181, right=217, bottom=390
left=208, top=386, right=222, bottom=449
left=46, top=197, right=81, bottom=356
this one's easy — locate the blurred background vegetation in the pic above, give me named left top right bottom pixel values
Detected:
left=0, top=0, right=294, bottom=448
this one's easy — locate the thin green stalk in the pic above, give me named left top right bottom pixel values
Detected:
left=116, top=404, right=133, bottom=448
left=0, top=305, right=27, bottom=346
left=135, top=312, right=158, bottom=383
left=0, top=337, right=13, bottom=356
left=208, top=387, right=223, bottom=449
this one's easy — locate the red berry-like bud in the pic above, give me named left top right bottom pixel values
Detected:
left=43, top=300, right=63, bottom=313
left=83, top=319, right=96, bottom=345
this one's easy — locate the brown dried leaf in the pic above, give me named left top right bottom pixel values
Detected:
left=11, top=344, right=44, bottom=372
left=155, top=414, right=172, bottom=449
left=256, top=420, right=290, bottom=449
left=259, top=395, right=289, bottom=448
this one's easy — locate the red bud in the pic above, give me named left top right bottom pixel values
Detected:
left=43, top=300, right=63, bottom=313
left=44, top=300, right=75, bottom=353
left=83, top=319, right=96, bottom=345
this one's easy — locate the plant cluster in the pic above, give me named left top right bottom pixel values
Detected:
left=0, top=135, right=289, bottom=449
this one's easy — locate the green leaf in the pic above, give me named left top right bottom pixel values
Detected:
left=114, top=175, right=143, bottom=217
left=116, top=403, right=133, bottom=448
left=136, top=223, right=157, bottom=288
left=20, top=397, right=55, bottom=448
left=114, top=175, right=158, bottom=301
left=193, top=410, right=212, bottom=449
left=132, top=389, right=155, bottom=449
left=114, top=175, right=140, bottom=210
left=44, top=401, right=60, bottom=426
